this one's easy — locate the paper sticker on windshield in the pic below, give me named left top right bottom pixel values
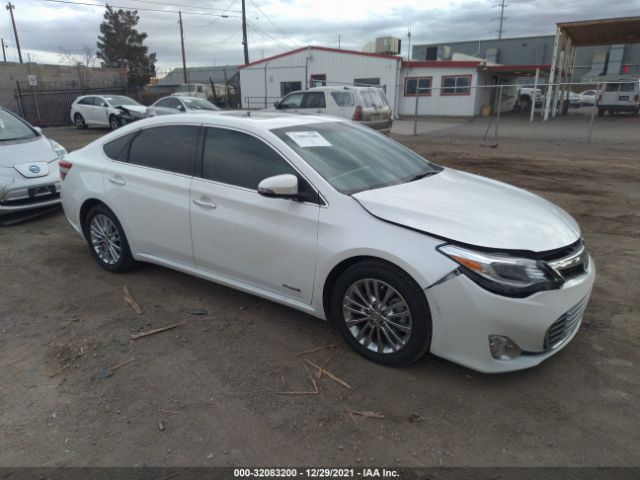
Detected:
left=286, top=131, right=331, bottom=147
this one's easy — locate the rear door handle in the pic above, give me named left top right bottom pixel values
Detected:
left=108, top=175, right=126, bottom=186
left=193, top=198, right=217, bottom=209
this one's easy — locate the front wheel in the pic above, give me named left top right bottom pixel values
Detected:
left=330, top=260, right=432, bottom=366
left=74, top=113, right=87, bottom=129
left=109, top=115, right=120, bottom=130
left=83, top=204, right=137, bottom=273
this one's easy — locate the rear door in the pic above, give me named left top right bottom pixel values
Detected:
left=190, top=127, right=320, bottom=302
left=615, top=82, right=636, bottom=107
left=329, top=90, right=355, bottom=119
left=299, top=92, right=326, bottom=115
left=102, top=124, right=200, bottom=265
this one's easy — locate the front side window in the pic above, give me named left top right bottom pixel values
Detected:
left=155, top=98, right=176, bottom=108
left=280, top=81, right=302, bottom=97
left=404, top=77, right=432, bottom=96
left=301, top=92, right=326, bottom=109
left=104, top=96, right=141, bottom=107
left=202, top=128, right=297, bottom=190
left=128, top=126, right=199, bottom=175
left=279, top=92, right=304, bottom=109
left=441, top=75, right=471, bottom=95
left=273, top=122, right=441, bottom=195
left=78, top=97, right=96, bottom=106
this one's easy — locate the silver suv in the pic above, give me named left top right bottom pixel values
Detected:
left=274, top=86, right=393, bottom=133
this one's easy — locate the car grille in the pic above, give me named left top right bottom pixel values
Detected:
left=546, top=240, right=589, bottom=281
left=545, top=296, right=589, bottom=350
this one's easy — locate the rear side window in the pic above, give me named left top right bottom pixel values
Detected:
left=78, top=97, right=96, bottom=105
left=605, top=83, right=619, bottom=92
left=301, top=92, right=326, bottom=109
left=619, top=83, right=635, bottom=92
left=128, top=126, right=199, bottom=175
left=202, top=128, right=296, bottom=189
left=103, top=132, right=137, bottom=161
left=331, top=91, right=354, bottom=107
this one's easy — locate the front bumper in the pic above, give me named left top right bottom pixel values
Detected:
left=425, top=256, right=596, bottom=373
left=0, top=175, right=61, bottom=215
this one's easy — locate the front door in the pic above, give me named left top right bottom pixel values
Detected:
left=190, top=127, right=320, bottom=302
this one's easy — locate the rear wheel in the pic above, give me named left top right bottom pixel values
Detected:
left=83, top=204, right=137, bottom=273
left=74, top=113, right=87, bottom=129
left=598, top=108, right=605, bottom=117
left=330, top=260, right=432, bottom=366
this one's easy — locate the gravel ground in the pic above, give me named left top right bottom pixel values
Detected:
left=0, top=119, right=638, bottom=467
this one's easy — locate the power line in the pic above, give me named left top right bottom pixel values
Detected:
left=246, top=20, right=291, bottom=51
left=185, top=0, right=238, bottom=29
left=247, top=0, right=297, bottom=46
left=116, top=0, right=241, bottom=13
left=38, top=0, right=241, bottom=17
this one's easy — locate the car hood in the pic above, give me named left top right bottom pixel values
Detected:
left=352, top=168, right=580, bottom=252
left=117, top=105, right=147, bottom=115
left=0, top=135, right=56, bottom=170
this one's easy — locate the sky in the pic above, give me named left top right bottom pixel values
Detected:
left=2, top=0, right=640, bottom=72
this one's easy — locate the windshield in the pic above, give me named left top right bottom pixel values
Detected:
left=105, top=96, right=141, bottom=107
left=183, top=98, right=219, bottom=111
left=0, top=109, right=37, bottom=142
left=273, top=122, right=441, bottom=195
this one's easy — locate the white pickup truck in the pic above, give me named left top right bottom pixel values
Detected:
left=514, top=86, right=545, bottom=111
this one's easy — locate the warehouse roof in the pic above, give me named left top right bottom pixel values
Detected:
left=557, top=16, right=640, bottom=46
left=239, top=46, right=402, bottom=68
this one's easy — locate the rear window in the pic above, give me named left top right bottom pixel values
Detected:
left=358, top=89, right=386, bottom=108
left=331, top=91, right=354, bottom=107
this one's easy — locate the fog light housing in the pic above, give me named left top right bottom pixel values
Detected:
left=489, top=335, right=522, bottom=360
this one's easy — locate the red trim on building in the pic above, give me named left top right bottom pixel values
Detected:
left=440, top=74, right=473, bottom=96
left=402, top=60, right=482, bottom=69
left=239, top=46, right=402, bottom=69
left=404, top=76, right=433, bottom=96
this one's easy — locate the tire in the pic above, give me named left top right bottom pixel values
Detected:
left=520, top=96, right=532, bottom=112
left=109, top=115, right=120, bottom=130
left=330, top=260, right=432, bottom=366
left=74, top=113, right=87, bottom=129
left=598, top=108, right=604, bottom=117
left=83, top=204, right=137, bottom=273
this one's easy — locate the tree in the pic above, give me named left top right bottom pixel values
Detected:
left=58, top=45, right=97, bottom=67
left=96, top=5, right=157, bottom=87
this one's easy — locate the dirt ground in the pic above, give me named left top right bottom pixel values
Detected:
left=1, top=119, right=639, bottom=467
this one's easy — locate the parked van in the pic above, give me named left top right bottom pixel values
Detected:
left=598, top=79, right=640, bottom=116
left=273, top=86, right=393, bottom=133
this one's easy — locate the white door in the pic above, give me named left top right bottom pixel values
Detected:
left=102, top=124, right=200, bottom=265
left=89, top=97, right=110, bottom=126
left=299, top=91, right=327, bottom=115
left=190, top=127, right=320, bottom=302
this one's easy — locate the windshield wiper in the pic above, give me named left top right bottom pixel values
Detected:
left=408, top=171, right=436, bottom=182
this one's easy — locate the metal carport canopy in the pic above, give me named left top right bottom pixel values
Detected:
left=556, top=16, right=640, bottom=46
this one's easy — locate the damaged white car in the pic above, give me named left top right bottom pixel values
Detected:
left=0, top=108, right=67, bottom=220
left=70, top=95, right=147, bottom=130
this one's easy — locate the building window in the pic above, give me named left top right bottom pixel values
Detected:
left=310, top=74, right=326, bottom=87
left=280, top=81, right=302, bottom=96
left=354, top=77, right=380, bottom=86
left=441, top=75, right=472, bottom=95
left=404, top=77, right=432, bottom=96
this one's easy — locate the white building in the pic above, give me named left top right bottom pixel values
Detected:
left=239, top=46, right=502, bottom=117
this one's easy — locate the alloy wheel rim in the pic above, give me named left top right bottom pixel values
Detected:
left=89, top=214, right=121, bottom=265
left=75, top=116, right=83, bottom=127
left=342, top=278, right=412, bottom=354
left=110, top=118, right=118, bottom=129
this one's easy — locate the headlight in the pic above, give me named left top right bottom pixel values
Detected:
left=49, top=139, right=67, bottom=158
left=437, top=244, right=563, bottom=298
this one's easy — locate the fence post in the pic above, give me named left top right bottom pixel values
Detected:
left=412, top=91, right=419, bottom=136
left=530, top=68, right=539, bottom=122
left=587, top=82, right=600, bottom=143
left=495, top=84, right=504, bottom=139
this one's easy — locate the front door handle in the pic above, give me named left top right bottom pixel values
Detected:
left=193, top=198, right=217, bottom=209
left=108, top=175, right=126, bottom=186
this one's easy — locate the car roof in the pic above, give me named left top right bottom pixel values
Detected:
left=112, top=111, right=344, bottom=135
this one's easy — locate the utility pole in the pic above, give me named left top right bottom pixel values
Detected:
left=178, top=11, right=187, bottom=83
left=407, top=27, right=412, bottom=61
left=6, top=2, right=22, bottom=63
left=1, top=38, right=6, bottom=62
left=338, top=35, right=341, bottom=49
left=241, top=0, right=249, bottom=65
left=497, top=0, right=508, bottom=40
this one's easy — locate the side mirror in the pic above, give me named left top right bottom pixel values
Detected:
left=177, top=105, right=186, bottom=112
left=101, top=103, right=108, bottom=108
left=258, top=174, right=298, bottom=198
left=273, top=101, right=280, bottom=109
left=33, top=126, right=43, bottom=135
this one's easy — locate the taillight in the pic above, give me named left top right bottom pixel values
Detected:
left=59, top=159, right=72, bottom=180
left=353, top=105, right=363, bottom=121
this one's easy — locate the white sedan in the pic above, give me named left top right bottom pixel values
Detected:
left=579, top=90, right=598, bottom=106
left=70, top=95, right=147, bottom=130
left=59, top=113, right=595, bottom=373
left=0, top=108, right=67, bottom=219
left=146, top=96, right=220, bottom=117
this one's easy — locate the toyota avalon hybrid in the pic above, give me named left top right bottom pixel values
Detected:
left=59, top=112, right=595, bottom=373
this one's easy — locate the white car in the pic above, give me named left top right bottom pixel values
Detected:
left=59, top=113, right=595, bottom=373
left=579, top=90, right=598, bottom=106
left=70, top=95, right=147, bottom=130
left=146, top=96, right=220, bottom=117
left=274, top=86, right=393, bottom=133
left=0, top=108, right=67, bottom=219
